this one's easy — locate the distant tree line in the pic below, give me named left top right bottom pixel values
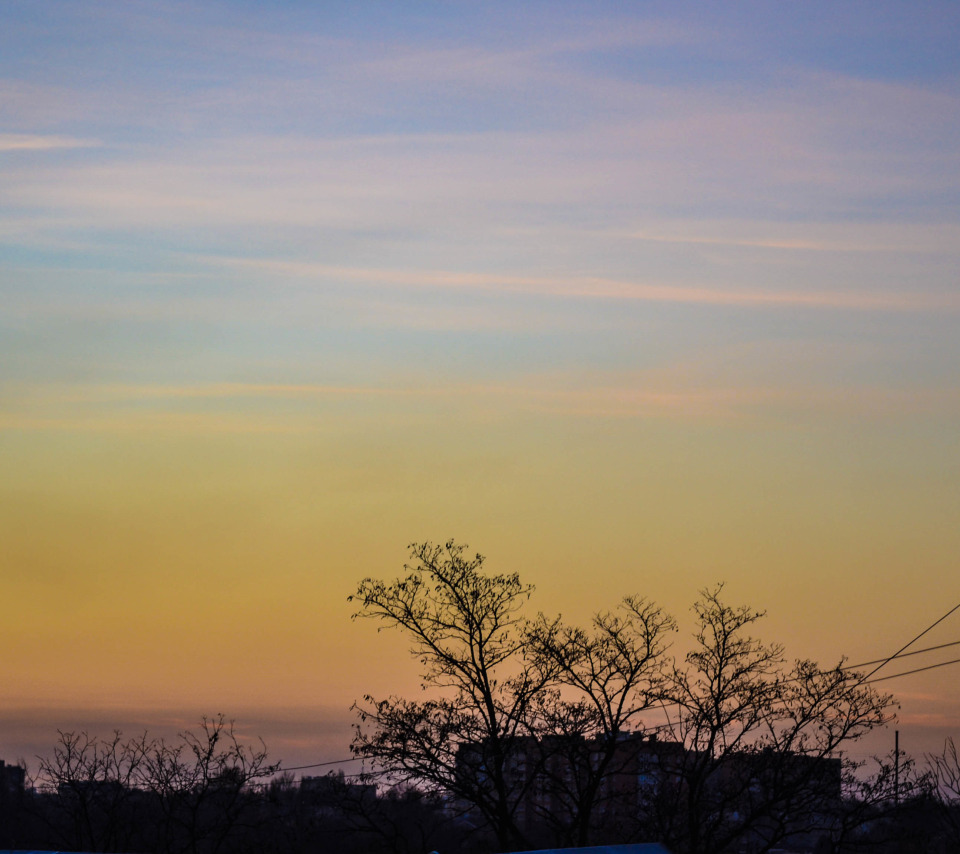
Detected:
left=1, top=715, right=468, bottom=854
left=4, top=715, right=279, bottom=854
left=6, top=730, right=960, bottom=854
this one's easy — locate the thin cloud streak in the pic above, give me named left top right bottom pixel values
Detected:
left=212, top=256, right=960, bottom=312
left=0, top=412, right=309, bottom=436
left=0, top=133, right=100, bottom=152
left=5, top=379, right=958, bottom=435
left=627, top=222, right=960, bottom=254
left=5, top=63, right=958, bottom=237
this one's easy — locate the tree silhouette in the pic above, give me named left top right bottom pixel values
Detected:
left=654, top=586, right=893, bottom=853
left=34, top=715, right=278, bottom=854
left=352, top=542, right=897, bottom=854
left=350, top=540, right=547, bottom=850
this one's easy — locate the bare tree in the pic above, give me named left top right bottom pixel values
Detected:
left=927, top=737, right=960, bottom=850
left=655, top=585, right=895, bottom=854
left=350, top=540, right=547, bottom=851
left=35, top=729, right=154, bottom=852
left=829, top=749, right=935, bottom=853
left=930, top=736, right=960, bottom=802
left=34, top=716, right=277, bottom=854
left=143, top=714, right=279, bottom=854
left=526, top=596, right=676, bottom=846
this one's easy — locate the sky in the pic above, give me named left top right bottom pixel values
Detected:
left=2, top=0, right=960, bottom=774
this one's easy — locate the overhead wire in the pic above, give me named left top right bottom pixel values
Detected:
left=277, top=610, right=960, bottom=773
left=279, top=757, right=361, bottom=772
left=863, top=656, right=960, bottom=685
left=842, top=639, right=960, bottom=671
left=855, top=599, right=960, bottom=684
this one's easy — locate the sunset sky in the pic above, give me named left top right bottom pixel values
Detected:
left=3, top=0, right=960, bottom=772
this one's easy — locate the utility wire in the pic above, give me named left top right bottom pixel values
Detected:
left=857, top=599, right=960, bottom=684
left=843, top=640, right=960, bottom=671
left=278, top=651, right=960, bottom=777
left=278, top=624, right=960, bottom=772
left=863, top=656, right=960, bottom=685
left=278, top=757, right=361, bottom=772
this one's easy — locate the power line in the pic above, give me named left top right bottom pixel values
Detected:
left=843, top=639, right=960, bottom=671
left=863, top=656, right=960, bottom=685
left=278, top=651, right=960, bottom=776
left=857, top=599, right=960, bottom=685
left=278, top=757, right=361, bottom=772
left=276, top=627, right=960, bottom=773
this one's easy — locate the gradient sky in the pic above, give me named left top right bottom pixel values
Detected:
left=3, top=0, right=960, bottom=772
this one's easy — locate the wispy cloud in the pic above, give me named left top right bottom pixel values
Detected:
left=0, top=410, right=307, bottom=436
left=5, top=374, right=958, bottom=436
left=627, top=220, right=960, bottom=254
left=24, top=382, right=437, bottom=404
left=0, top=133, right=100, bottom=152
left=210, top=256, right=960, bottom=312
